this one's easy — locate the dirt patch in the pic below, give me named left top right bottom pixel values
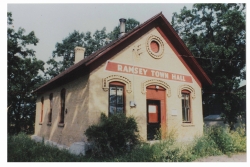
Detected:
left=194, top=153, right=246, bottom=162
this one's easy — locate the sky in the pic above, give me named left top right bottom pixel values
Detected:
left=6, top=1, right=247, bottom=86
left=7, top=3, right=194, bottom=64
left=2, top=1, right=249, bottom=165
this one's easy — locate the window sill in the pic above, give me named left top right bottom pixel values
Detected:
left=181, top=123, right=195, bottom=127
left=58, top=123, right=65, bottom=127
left=47, top=122, right=52, bottom=126
left=39, top=122, right=43, bottom=125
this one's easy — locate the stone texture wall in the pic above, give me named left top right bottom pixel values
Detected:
left=34, top=74, right=89, bottom=146
left=88, top=28, right=204, bottom=141
left=34, top=27, right=205, bottom=146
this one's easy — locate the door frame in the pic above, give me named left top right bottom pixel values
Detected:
left=146, top=85, right=166, bottom=140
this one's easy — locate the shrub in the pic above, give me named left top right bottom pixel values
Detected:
left=205, top=126, right=236, bottom=155
left=84, top=113, right=140, bottom=158
left=8, top=133, right=83, bottom=162
left=191, top=134, right=222, bottom=158
left=230, top=127, right=246, bottom=152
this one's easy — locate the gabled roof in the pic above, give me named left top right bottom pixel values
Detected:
left=34, top=12, right=212, bottom=94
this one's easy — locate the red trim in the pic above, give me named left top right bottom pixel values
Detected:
left=109, top=82, right=126, bottom=115
left=158, top=16, right=212, bottom=86
left=34, top=12, right=211, bottom=94
left=146, top=86, right=166, bottom=139
left=106, top=61, right=193, bottom=83
left=182, top=90, right=191, bottom=94
left=156, top=27, right=202, bottom=88
left=85, top=13, right=161, bottom=67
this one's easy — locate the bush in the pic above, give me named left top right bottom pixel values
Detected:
left=84, top=113, right=140, bottom=158
left=205, top=126, right=235, bottom=155
left=230, top=127, right=246, bottom=152
left=8, top=124, right=246, bottom=162
left=8, top=133, right=83, bottom=162
left=191, top=133, right=222, bottom=158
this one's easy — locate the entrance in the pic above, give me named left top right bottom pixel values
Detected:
left=147, top=100, right=161, bottom=140
left=146, top=85, right=166, bottom=140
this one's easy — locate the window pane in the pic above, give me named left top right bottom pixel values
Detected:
left=117, top=87, right=123, bottom=103
left=186, top=108, right=190, bottom=121
left=117, top=107, right=124, bottom=113
left=109, top=85, right=124, bottom=115
left=109, top=106, right=116, bottom=115
left=109, top=87, right=117, bottom=104
left=110, top=87, right=117, bottom=95
left=182, top=93, right=190, bottom=122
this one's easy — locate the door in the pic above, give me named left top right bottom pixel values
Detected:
left=147, top=100, right=161, bottom=140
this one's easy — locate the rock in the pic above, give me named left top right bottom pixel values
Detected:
left=69, top=142, right=86, bottom=156
left=31, top=135, right=43, bottom=143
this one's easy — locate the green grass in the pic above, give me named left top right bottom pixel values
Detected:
left=8, top=126, right=246, bottom=162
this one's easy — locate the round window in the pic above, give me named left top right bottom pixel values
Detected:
left=150, top=41, right=159, bottom=53
left=146, top=35, right=164, bottom=59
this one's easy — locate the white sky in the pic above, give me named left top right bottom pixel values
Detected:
left=7, top=3, right=194, bottom=63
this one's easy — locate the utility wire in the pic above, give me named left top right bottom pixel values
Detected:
left=178, top=55, right=246, bottom=62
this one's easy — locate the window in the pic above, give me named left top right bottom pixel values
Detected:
left=40, top=97, right=44, bottom=124
left=182, top=90, right=191, bottom=123
left=59, top=89, right=66, bottom=125
left=150, top=41, right=159, bottom=53
left=48, top=93, right=53, bottom=125
left=109, top=82, right=125, bottom=116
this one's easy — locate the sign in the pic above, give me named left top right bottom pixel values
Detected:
left=105, top=61, right=193, bottom=83
left=148, top=105, right=157, bottom=113
left=171, top=109, right=177, bottom=116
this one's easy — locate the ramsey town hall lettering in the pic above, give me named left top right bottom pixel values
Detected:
left=105, top=61, right=193, bottom=83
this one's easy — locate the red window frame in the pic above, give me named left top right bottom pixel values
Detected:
left=181, top=90, right=191, bottom=123
left=108, top=82, right=125, bottom=116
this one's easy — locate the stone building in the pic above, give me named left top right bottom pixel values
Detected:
left=32, top=12, right=212, bottom=150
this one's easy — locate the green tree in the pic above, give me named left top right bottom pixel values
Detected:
left=107, top=18, right=140, bottom=41
left=45, top=28, right=109, bottom=78
left=8, top=12, right=45, bottom=134
left=171, top=3, right=246, bottom=129
left=45, top=18, right=139, bottom=79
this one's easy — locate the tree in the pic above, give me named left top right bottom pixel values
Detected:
left=45, top=28, right=109, bottom=78
left=171, top=3, right=246, bottom=129
left=107, top=18, right=140, bottom=41
left=8, top=12, right=45, bottom=134
left=45, top=18, right=140, bottom=79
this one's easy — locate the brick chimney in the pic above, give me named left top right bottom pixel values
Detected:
left=74, top=47, right=85, bottom=64
left=119, top=18, right=126, bottom=38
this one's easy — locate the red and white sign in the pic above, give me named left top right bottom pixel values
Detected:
left=105, top=61, right=193, bottom=83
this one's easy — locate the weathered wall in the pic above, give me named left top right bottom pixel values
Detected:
left=34, top=74, right=89, bottom=146
left=34, top=27, right=205, bottom=146
left=88, top=28, right=204, bottom=141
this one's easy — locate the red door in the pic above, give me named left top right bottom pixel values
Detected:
left=148, top=104, right=159, bottom=123
left=146, top=85, right=166, bottom=140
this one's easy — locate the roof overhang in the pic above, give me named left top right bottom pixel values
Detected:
left=33, top=12, right=212, bottom=94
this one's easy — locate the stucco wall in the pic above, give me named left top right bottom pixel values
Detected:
left=34, top=74, right=89, bottom=146
left=34, top=27, right=204, bottom=146
left=88, top=28, right=204, bottom=141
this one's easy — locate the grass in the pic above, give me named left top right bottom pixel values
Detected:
left=8, top=126, right=246, bottom=162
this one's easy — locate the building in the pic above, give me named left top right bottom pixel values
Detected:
left=32, top=12, right=212, bottom=150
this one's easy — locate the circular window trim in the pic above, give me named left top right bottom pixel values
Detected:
left=146, top=35, right=164, bottom=59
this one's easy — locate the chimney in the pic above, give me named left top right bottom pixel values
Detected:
left=119, top=18, right=126, bottom=38
left=74, top=47, right=85, bottom=64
